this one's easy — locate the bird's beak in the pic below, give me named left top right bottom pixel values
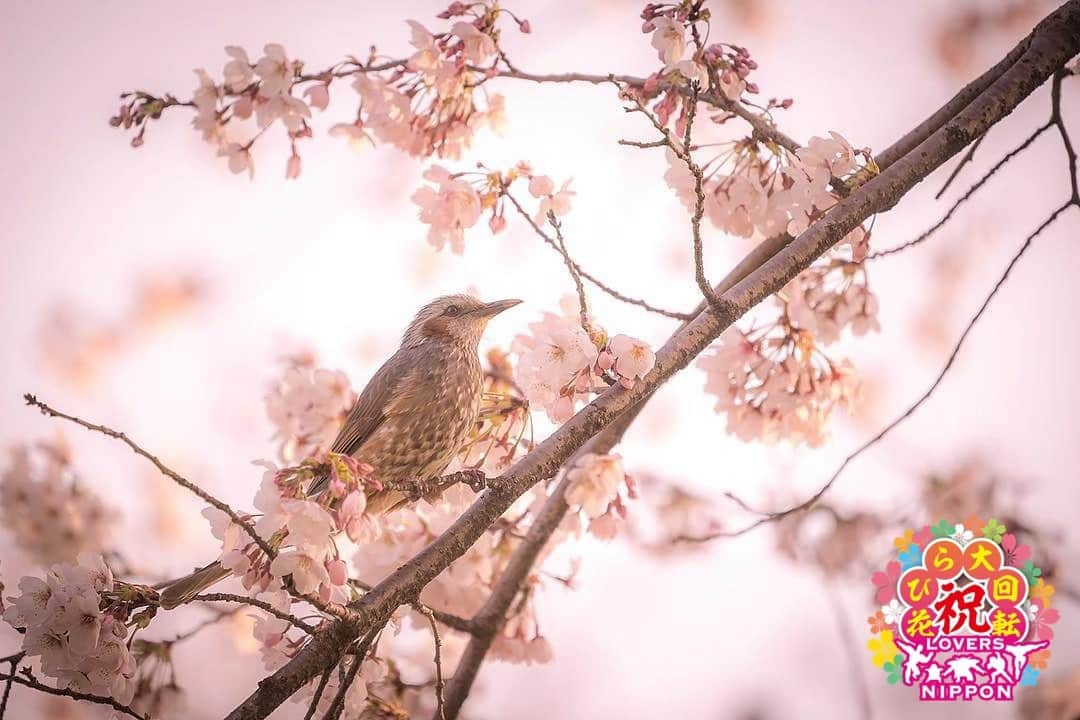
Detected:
left=479, top=298, right=522, bottom=317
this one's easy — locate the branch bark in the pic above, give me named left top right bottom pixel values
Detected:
left=219, top=4, right=1080, bottom=717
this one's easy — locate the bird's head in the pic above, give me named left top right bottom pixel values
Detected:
left=401, top=294, right=521, bottom=349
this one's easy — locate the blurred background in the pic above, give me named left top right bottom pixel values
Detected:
left=1, top=0, right=1078, bottom=718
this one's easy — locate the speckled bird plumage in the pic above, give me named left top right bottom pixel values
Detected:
left=158, top=294, right=520, bottom=609
left=329, top=294, right=502, bottom=513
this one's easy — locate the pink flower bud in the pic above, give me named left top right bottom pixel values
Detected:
left=233, top=96, right=253, bottom=119
left=489, top=213, right=507, bottom=234
left=518, top=19, right=531, bottom=33
left=286, top=153, right=302, bottom=180
left=326, top=558, right=347, bottom=586
left=596, top=350, right=614, bottom=371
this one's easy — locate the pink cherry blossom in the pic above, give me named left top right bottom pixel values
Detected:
left=223, top=46, right=254, bottom=91
left=254, top=43, right=296, bottom=98
left=565, top=453, right=625, bottom=519
left=265, top=362, right=354, bottom=461
left=608, top=334, right=656, bottom=387
left=514, top=311, right=598, bottom=422
left=451, top=21, right=497, bottom=64
left=797, top=132, right=859, bottom=179
left=533, top=178, right=575, bottom=224
left=696, top=326, right=859, bottom=447
left=669, top=60, right=709, bottom=87
left=3, top=554, right=137, bottom=704
left=0, top=441, right=115, bottom=565
left=411, top=165, right=483, bottom=253
left=218, top=142, right=253, bottom=179
left=406, top=20, right=441, bottom=76
left=528, top=175, right=555, bottom=197
left=269, top=550, right=331, bottom=595
left=650, top=16, right=686, bottom=65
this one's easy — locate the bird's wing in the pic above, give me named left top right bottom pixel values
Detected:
left=331, top=346, right=417, bottom=457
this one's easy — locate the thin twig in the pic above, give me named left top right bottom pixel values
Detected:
left=349, top=580, right=476, bottom=635
left=320, top=626, right=381, bottom=720
left=0, top=654, right=21, bottom=720
left=621, top=80, right=732, bottom=316
left=504, top=192, right=693, bottom=320
left=163, top=606, right=241, bottom=644
left=682, top=202, right=1075, bottom=541
left=0, top=669, right=148, bottom=720
left=870, top=121, right=1053, bottom=258
left=417, top=607, right=447, bottom=720
left=193, top=593, right=317, bottom=634
left=23, top=394, right=277, bottom=561
left=303, top=664, right=335, bottom=720
left=547, top=212, right=593, bottom=336
left=935, top=132, right=986, bottom=199
left=1051, top=70, right=1080, bottom=203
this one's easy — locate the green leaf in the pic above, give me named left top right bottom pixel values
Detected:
left=981, top=518, right=1006, bottom=543
left=931, top=519, right=952, bottom=538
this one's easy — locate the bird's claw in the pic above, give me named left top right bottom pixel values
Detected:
left=459, top=469, right=487, bottom=492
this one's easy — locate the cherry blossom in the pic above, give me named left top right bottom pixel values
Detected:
left=531, top=177, right=576, bottom=224
left=253, top=44, right=297, bottom=98
left=3, top=554, right=137, bottom=704
left=223, top=46, right=254, bottom=91
left=649, top=16, right=687, bottom=65
left=0, top=441, right=115, bottom=565
left=513, top=311, right=599, bottom=422
left=608, top=333, right=656, bottom=388
left=269, top=550, right=330, bottom=595
left=697, top=326, right=860, bottom=447
left=412, top=165, right=484, bottom=253
left=265, top=360, right=354, bottom=462
left=564, top=453, right=626, bottom=519
left=452, top=21, right=497, bottom=63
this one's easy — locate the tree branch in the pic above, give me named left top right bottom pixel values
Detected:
left=870, top=120, right=1053, bottom=258
left=0, top=668, right=148, bottom=720
left=440, top=406, right=644, bottom=719
left=504, top=192, right=694, bottom=321
left=192, top=593, right=317, bottom=635
left=682, top=201, right=1075, bottom=542
left=23, top=394, right=277, bottom=562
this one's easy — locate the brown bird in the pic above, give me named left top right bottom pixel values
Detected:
left=158, top=294, right=520, bottom=609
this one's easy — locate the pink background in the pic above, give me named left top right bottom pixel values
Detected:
left=1, top=1, right=1077, bottom=717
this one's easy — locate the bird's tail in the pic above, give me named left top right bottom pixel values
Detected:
left=158, top=562, right=233, bottom=610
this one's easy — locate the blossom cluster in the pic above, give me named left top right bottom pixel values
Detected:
left=110, top=2, right=525, bottom=178
left=664, top=132, right=871, bottom=242
left=3, top=554, right=138, bottom=704
left=204, top=454, right=374, bottom=606
left=670, top=128, right=878, bottom=445
left=265, top=357, right=355, bottom=462
left=640, top=2, right=764, bottom=117
left=513, top=304, right=656, bottom=423
left=0, top=440, right=115, bottom=565
left=564, top=452, right=634, bottom=539
left=696, top=324, right=860, bottom=447
left=412, top=161, right=574, bottom=254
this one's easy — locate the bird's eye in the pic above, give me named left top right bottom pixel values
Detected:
left=443, top=304, right=462, bottom=317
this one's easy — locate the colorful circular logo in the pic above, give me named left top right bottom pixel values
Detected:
left=866, top=518, right=1059, bottom=701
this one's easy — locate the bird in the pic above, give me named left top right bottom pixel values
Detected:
left=158, top=294, right=521, bottom=609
